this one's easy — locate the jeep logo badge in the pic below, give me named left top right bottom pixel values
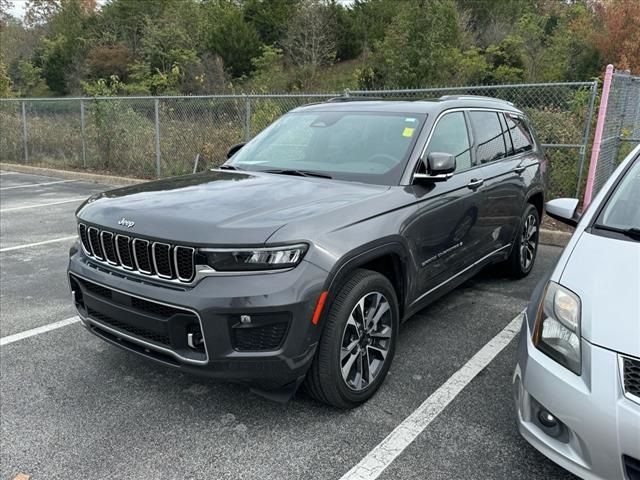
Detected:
left=118, top=217, right=135, bottom=228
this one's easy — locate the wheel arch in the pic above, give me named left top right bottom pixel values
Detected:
left=324, top=242, right=410, bottom=324
left=526, top=190, right=544, bottom=219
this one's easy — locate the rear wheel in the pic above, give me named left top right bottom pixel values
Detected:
left=305, top=269, right=399, bottom=408
left=505, top=204, right=540, bottom=278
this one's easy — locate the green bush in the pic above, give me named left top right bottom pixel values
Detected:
left=84, top=99, right=156, bottom=177
left=0, top=103, right=22, bottom=163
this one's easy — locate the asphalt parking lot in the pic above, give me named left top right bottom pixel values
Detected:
left=0, top=169, right=576, bottom=480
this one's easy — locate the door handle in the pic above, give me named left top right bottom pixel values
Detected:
left=467, top=178, right=484, bottom=189
left=513, top=165, right=526, bottom=175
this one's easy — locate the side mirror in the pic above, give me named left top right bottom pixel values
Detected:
left=413, top=152, right=456, bottom=183
left=546, top=198, right=580, bottom=227
left=226, top=142, right=246, bottom=159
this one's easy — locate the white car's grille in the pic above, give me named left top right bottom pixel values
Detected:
left=622, top=355, right=640, bottom=402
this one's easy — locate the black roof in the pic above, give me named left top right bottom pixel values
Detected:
left=293, top=95, right=522, bottom=115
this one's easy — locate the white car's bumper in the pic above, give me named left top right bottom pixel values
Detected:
left=513, top=311, right=640, bottom=480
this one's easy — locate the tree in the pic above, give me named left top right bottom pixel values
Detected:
left=540, top=2, right=601, bottom=81
left=370, top=0, right=462, bottom=88
left=24, top=0, right=95, bottom=26
left=203, top=1, right=262, bottom=78
left=328, top=1, right=361, bottom=61
left=12, top=59, right=51, bottom=96
left=456, top=0, right=532, bottom=46
left=0, top=51, right=12, bottom=96
left=244, top=0, right=300, bottom=45
left=31, top=0, right=92, bottom=94
left=350, top=0, right=401, bottom=55
left=92, top=0, right=171, bottom=55
left=282, top=0, right=336, bottom=75
left=514, top=13, right=547, bottom=81
left=594, top=0, right=640, bottom=73
left=0, top=0, right=13, bottom=24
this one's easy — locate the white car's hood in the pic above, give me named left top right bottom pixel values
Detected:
left=560, top=231, right=640, bottom=357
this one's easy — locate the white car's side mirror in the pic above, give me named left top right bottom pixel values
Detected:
left=546, top=198, right=580, bottom=227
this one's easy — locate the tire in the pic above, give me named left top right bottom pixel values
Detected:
left=505, top=204, right=540, bottom=278
left=305, top=269, right=399, bottom=408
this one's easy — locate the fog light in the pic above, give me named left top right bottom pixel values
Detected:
left=187, top=332, right=203, bottom=349
left=538, top=410, right=558, bottom=428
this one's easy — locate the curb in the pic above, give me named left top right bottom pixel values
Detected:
left=0, top=162, right=144, bottom=186
left=539, top=229, right=572, bottom=247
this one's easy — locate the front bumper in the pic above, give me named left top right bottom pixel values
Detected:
left=513, top=311, right=640, bottom=480
left=68, top=245, right=329, bottom=390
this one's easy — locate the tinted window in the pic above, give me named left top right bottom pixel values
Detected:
left=498, top=113, right=514, bottom=155
left=229, top=111, right=426, bottom=186
left=426, top=112, right=472, bottom=171
left=505, top=113, right=534, bottom=154
left=469, top=111, right=507, bottom=164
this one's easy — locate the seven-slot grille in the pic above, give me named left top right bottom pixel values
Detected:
left=78, top=223, right=195, bottom=282
left=622, top=355, right=640, bottom=400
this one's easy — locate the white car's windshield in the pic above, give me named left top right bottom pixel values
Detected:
left=228, top=111, right=426, bottom=185
left=596, top=156, right=640, bottom=231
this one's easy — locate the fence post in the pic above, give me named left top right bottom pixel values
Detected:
left=584, top=64, right=614, bottom=208
left=21, top=101, right=29, bottom=164
left=80, top=100, right=87, bottom=168
left=244, top=95, right=251, bottom=142
left=575, top=81, right=598, bottom=197
left=154, top=98, right=161, bottom=178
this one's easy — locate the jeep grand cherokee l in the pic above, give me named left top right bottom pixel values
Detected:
left=68, top=96, right=545, bottom=408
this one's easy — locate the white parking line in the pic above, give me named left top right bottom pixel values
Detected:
left=0, top=316, right=80, bottom=346
left=0, top=179, right=77, bottom=191
left=0, top=235, right=78, bottom=253
left=0, top=197, right=86, bottom=212
left=339, top=313, right=523, bottom=480
left=0, top=172, right=19, bottom=175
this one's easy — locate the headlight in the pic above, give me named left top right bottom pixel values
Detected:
left=199, top=244, right=307, bottom=271
left=533, top=281, right=581, bottom=374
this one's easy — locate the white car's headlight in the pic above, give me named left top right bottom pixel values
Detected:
left=533, top=281, right=582, bottom=374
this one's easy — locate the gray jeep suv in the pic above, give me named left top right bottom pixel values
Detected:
left=68, top=96, right=545, bottom=408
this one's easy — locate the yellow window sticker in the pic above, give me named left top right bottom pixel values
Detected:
left=402, top=127, right=415, bottom=137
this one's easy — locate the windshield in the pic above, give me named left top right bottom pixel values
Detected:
left=596, top=155, right=640, bottom=230
left=228, top=111, right=426, bottom=185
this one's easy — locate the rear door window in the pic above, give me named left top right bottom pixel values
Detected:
left=469, top=111, right=507, bottom=164
left=426, top=111, right=472, bottom=171
left=504, top=113, right=534, bottom=154
left=498, top=113, right=514, bottom=156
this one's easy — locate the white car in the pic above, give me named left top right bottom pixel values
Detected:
left=513, top=144, right=640, bottom=480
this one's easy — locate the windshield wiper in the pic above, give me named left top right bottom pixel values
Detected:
left=218, top=164, right=244, bottom=171
left=593, top=224, right=640, bottom=240
left=262, top=169, right=332, bottom=179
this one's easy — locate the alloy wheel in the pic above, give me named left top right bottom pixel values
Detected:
left=340, top=291, right=392, bottom=391
left=520, top=213, right=538, bottom=270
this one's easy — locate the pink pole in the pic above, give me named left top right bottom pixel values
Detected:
left=583, top=64, right=614, bottom=208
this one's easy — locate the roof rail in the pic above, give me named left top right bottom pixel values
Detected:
left=326, top=96, right=386, bottom=103
left=438, top=94, right=514, bottom=106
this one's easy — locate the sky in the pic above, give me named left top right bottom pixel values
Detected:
left=9, top=0, right=27, bottom=18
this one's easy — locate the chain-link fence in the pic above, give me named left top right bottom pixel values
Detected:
left=0, top=81, right=597, bottom=198
left=585, top=69, right=640, bottom=204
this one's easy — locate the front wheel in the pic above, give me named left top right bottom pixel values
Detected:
left=305, top=269, right=399, bottom=408
left=504, top=204, right=540, bottom=278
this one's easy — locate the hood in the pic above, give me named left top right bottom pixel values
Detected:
left=560, top=231, right=640, bottom=357
left=76, top=170, right=388, bottom=245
